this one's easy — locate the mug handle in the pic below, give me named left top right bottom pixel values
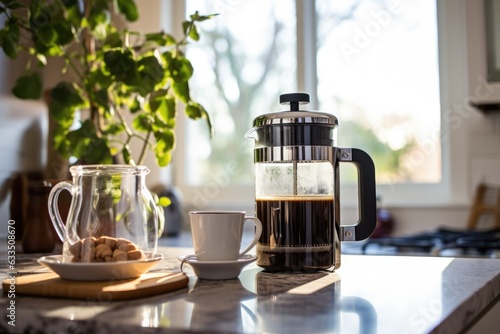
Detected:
left=239, top=216, right=263, bottom=256
left=47, top=181, right=74, bottom=243
left=338, top=148, right=377, bottom=241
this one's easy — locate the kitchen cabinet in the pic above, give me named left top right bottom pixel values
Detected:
left=467, top=0, right=500, bottom=113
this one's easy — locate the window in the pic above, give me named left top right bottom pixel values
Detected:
left=316, top=0, right=441, bottom=184
left=172, top=0, right=449, bottom=208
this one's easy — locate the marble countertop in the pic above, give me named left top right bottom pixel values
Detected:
left=1, top=246, right=499, bottom=334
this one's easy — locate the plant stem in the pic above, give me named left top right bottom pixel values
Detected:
left=64, top=55, right=85, bottom=82
left=110, top=97, right=134, bottom=136
left=137, top=129, right=152, bottom=165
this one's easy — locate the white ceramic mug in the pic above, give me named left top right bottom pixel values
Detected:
left=189, top=211, right=263, bottom=261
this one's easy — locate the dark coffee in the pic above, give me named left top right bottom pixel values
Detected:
left=255, top=196, right=335, bottom=271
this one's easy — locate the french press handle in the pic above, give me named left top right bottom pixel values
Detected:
left=338, top=148, right=377, bottom=241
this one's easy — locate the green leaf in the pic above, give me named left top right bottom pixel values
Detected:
left=155, top=153, right=171, bottom=167
left=201, top=105, right=214, bottom=138
left=185, top=101, right=202, bottom=119
left=104, top=49, right=138, bottom=86
left=165, top=55, right=193, bottom=83
left=173, top=82, right=190, bottom=104
left=62, top=0, right=80, bottom=9
left=53, top=21, right=74, bottom=46
left=137, top=56, right=164, bottom=95
left=155, top=95, right=176, bottom=128
left=132, top=114, right=152, bottom=132
left=189, top=11, right=218, bottom=22
left=188, top=24, right=199, bottom=41
left=2, top=22, right=19, bottom=59
left=103, top=122, right=124, bottom=135
left=49, top=101, right=76, bottom=125
left=85, top=137, right=113, bottom=164
left=122, top=144, right=132, bottom=164
left=145, top=33, right=176, bottom=46
left=37, top=26, right=57, bottom=45
left=67, top=120, right=113, bottom=164
left=186, top=102, right=213, bottom=137
left=29, top=2, right=51, bottom=30
left=182, top=21, right=191, bottom=36
left=66, top=5, right=82, bottom=26
left=53, top=124, right=71, bottom=157
left=154, top=130, right=175, bottom=167
left=116, top=0, right=139, bottom=22
left=176, top=57, right=194, bottom=81
left=149, top=89, right=168, bottom=112
left=51, top=81, right=84, bottom=107
left=87, top=68, right=113, bottom=89
left=93, top=88, right=109, bottom=108
left=129, top=96, right=141, bottom=113
left=12, top=73, right=42, bottom=99
left=88, top=2, right=111, bottom=29
left=165, top=34, right=176, bottom=45
left=104, top=32, right=122, bottom=48
left=6, top=1, right=23, bottom=10
left=145, top=32, right=167, bottom=45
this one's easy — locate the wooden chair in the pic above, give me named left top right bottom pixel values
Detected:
left=467, top=183, right=500, bottom=229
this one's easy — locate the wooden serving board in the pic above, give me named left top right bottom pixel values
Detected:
left=2, top=272, right=189, bottom=301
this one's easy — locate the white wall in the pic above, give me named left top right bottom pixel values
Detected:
left=0, top=14, right=6, bottom=95
left=0, top=98, right=48, bottom=237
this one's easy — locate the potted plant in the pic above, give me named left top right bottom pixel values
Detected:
left=0, top=0, right=214, bottom=167
left=1, top=0, right=216, bottom=242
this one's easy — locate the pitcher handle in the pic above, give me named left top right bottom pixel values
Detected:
left=48, top=181, right=73, bottom=242
left=339, top=148, right=377, bottom=241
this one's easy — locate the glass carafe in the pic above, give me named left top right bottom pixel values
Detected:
left=48, top=165, right=160, bottom=263
left=246, top=93, right=377, bottom=271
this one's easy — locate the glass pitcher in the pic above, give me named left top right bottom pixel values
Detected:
left=48, top=165, right=160, bottom=263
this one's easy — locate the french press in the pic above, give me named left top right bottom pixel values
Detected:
left=246, top=93, right=376, bottom=271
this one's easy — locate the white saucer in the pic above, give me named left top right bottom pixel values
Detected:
left=178, top=254, right=257, bottom=280
left=38, top=253, right=163, bottom=281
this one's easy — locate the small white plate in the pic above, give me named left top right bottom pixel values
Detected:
left=178, top=254, right=257, bottom=280
left=38, top=253, right=163, bottom=281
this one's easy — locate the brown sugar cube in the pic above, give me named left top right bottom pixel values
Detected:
left=112, top=249, right=127, bottom=261
left=104, top=256, right=114, bottom=262
left=115, top=238, right=128, bottom=245
left=118, top=243, right=137, bottom=252
left=97, top=236, right=117, bottom=249
left=68, top=240, right=83, bottom=258
left=116, top=238, right=132, bottom=248
left=95, top=244, right=112, bottom=259
left=127, top=250, right=145, bottom=261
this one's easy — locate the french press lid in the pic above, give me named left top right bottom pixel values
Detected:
left=247, top=93, right=338, bottom=148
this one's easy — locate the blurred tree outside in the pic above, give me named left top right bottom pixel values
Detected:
left=184, top=0, right=439, bottom=186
